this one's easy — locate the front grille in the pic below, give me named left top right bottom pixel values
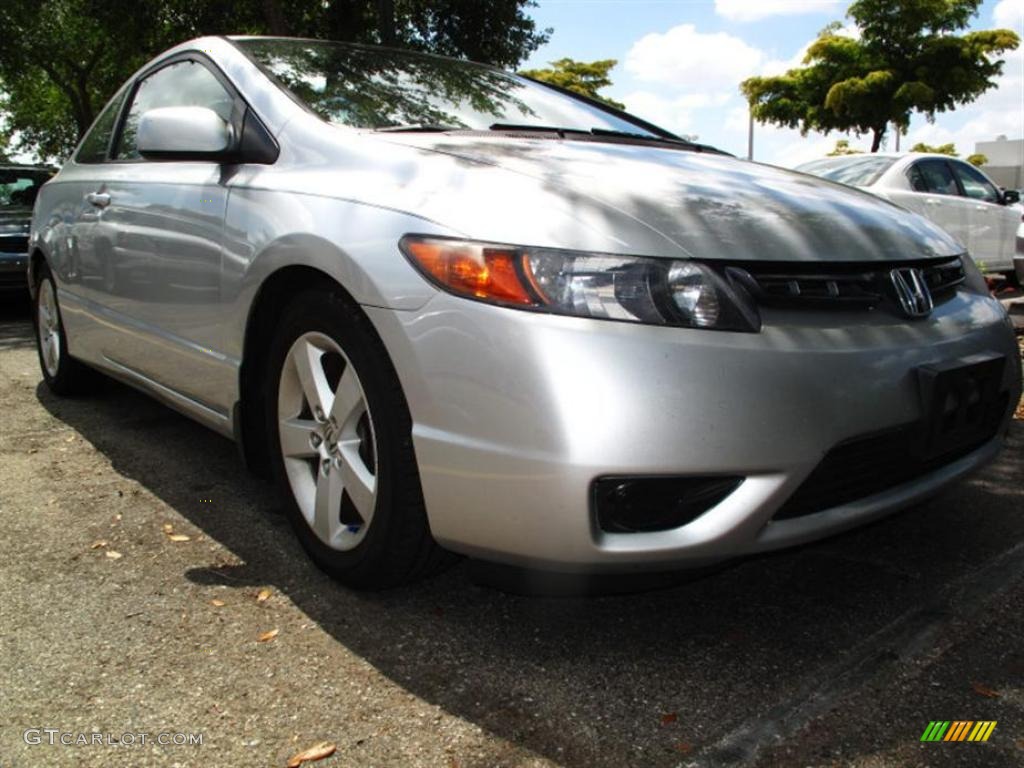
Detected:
left=726, top=257, right=965, bottom=311
left=0, top=235, right=30, bottom=254
left=772, top=398, right=1006, bottom=521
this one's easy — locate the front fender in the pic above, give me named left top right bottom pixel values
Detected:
left=222, top=189, right=456, bottom=359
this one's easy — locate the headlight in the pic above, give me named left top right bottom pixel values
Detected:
left=400, top=236, right=760, bottom=332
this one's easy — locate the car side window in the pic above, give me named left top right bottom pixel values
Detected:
left=950, top=162, right=1000, bottom=204
left=75, top=90, right=128, bottom=164
left=911, top=160, right=961, bottom=197
left=906, top=164, right=928, bottom=192
left=115, top=60, right=235, bottom=161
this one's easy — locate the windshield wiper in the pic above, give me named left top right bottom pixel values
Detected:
left=374, top=124, right=463, bottom=133
left=489, top=123, right=590, bottom=137
left=589, top=127, right=690, bottom=145
left=489, top=123, right=718, bottom=153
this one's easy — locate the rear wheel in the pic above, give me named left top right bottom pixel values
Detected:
left=34, top=263, right=93, bottom=395
left=264, top=287, right=450, bottom=588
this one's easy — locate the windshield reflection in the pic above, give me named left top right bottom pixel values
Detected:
left=235, top=38, right=659, bottom=137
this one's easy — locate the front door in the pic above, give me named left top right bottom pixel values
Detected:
left=948, top=159, right=1016, bottom=271
left=898, top=159, right=970, bottom=253
left=96, top=57, right=237, bottom=414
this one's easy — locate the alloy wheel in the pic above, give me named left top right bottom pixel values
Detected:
left=37, top=279, right=61, bottom=378
left=277, top=331, right=378, bottom=551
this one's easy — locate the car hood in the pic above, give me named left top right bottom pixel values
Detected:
left=380, top=134, right=962, bottom=263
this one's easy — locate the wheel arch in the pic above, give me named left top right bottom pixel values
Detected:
left=27, top=247, right=52, bottom=300
left=235, top=264, right=404, bottom=477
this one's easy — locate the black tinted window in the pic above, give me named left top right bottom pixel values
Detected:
left=0, top=169, right=53, bottom=208
left=116, top=60, right=235, bottom=160
left=236, top=38, right=658, bottom=136
left=912, top=160, right=960, bottom=196
left=950, top=162, right=999, bottom=203
left=76, top=90, right=127, bottom=164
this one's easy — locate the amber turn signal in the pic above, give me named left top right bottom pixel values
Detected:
left=400, top=236, right=537, bottom=306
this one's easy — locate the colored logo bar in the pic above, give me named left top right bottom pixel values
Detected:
left=920, top=721, right=997, bottom=742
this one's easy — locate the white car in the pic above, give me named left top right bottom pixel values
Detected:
left=798, top=153, right=1022, bottom=279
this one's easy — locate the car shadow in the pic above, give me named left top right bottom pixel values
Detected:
left=29, top=354, right=1024, bottom=768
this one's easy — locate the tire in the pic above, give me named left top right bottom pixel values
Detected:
left=34, top=263, right=94, bottom=396
left=264, top=286, right=451, bottom=588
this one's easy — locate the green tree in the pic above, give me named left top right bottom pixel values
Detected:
left=0, top=0, right=549, bottom=162
left=519, top=58, right=625, bottom=110
left=741, top=0, right=1019, bottom=152
left=909, top=142, right=959, bottom=156
left=826, top=139, right=863, bottom=156
left=965, top=153, right=987, bottom=167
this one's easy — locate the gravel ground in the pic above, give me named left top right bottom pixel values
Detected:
left=1, top=294, right=1022, bottom=768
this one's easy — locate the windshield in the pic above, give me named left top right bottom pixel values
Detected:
left=0, top=169, right=52, bottom=209
left=796, top=156, right=897, bottom=187
left=234, top=38, right=662, bottom=137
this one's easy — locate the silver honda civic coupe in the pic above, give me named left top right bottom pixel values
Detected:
left=30, top=36, right=1021, bottom=588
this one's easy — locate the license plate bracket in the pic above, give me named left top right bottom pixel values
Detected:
left=914, top=353, right=1006, bottom=461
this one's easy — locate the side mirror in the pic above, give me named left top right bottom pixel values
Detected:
left=1002, top=189, right=1020, bottom=205
left=138, top=106, right=233, bottom=161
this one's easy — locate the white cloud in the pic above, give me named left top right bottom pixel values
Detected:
left=715, top=0, right=844, bottom=23
left=621, top=91, right=731, bottom=137
left=624, top=24, right=763, bottom=90
left=993, top=0, right=1024, bottom=31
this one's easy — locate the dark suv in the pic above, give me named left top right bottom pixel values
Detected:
left=1, top=165, right=54, bottom=294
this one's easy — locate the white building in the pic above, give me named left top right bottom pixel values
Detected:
left=974, top=136, right=1023, bottom=188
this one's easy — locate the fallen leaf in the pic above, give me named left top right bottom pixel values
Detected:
left=167, top=534, right=191, bottom=542
left=971, top=682, right=1001, bottom=698
left=256, top=588, right=271, bottom=602
left=162, top=523, right=174, bottom=533
left=210, top=599, right=226, bottom=607
left=105, top=550, right=123, bottom=560
left=661, top=712, right=678, bottom=726
left=675, top=742, right=693, bottom=754
left=257, top=628, right=279, bottom=643
left=287, top=741, right=336, bottom=767
left=90, top=540, right=108, bottom=549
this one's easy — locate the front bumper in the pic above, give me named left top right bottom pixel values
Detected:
left=0, top=252, right=30, bottom=292
left=366, top=289, right=1021, bottom=571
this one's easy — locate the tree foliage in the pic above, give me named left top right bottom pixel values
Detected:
left=826, top=139, right=863, bottom=155
left=741, top=0, right=1020, bottom=152
left=0, top=0, right=550, bottom=162
left=910, top=141, right=959, bottom=155
left=519, top=58, right=625, bottom=110
left=965, top=153, right=987, bottom=167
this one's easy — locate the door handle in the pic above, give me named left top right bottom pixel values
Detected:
left=86, top=192, right=111, bottom=208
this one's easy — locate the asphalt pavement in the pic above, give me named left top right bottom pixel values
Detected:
left=1, top=294, right=1022, bottom=768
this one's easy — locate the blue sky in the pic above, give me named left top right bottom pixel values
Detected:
left=521, top=0, right=1024, bottom=166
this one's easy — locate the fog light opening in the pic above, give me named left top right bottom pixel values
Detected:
left=593, top=476, right=743, bottom=534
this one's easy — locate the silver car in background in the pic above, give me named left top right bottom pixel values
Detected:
left=797, top=153, right=1023, bottom=281
left=30, top=37, right=1022, bottom=588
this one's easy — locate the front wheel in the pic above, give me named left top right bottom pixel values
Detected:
left=264, top=287, right=450, bottom=588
